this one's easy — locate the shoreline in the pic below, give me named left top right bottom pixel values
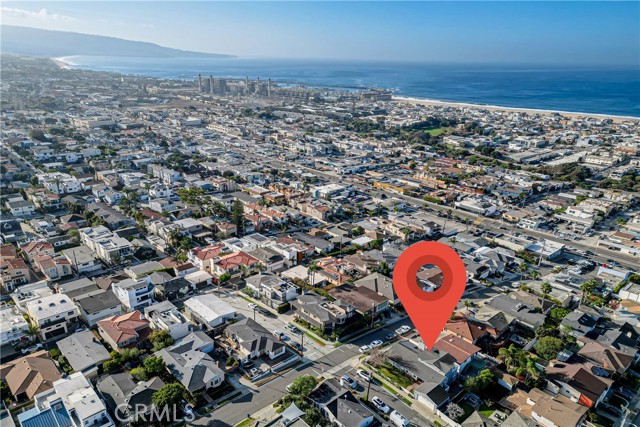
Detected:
left=393, top=96, right=639, bottom=122
left=49, top=57, right=639, bottom=121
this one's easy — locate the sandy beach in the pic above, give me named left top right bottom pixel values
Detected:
left=393, top=96, right=639, bottom=123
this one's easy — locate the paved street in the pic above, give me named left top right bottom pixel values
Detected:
left=194, top=316, right=423, bottom=427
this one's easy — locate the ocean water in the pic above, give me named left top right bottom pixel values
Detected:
left=59, top=56, right=640, bottom=117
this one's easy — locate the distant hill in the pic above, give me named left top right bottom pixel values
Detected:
left=0, top=25, right=234, bottom=59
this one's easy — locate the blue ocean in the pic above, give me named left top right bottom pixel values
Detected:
left=60, top=56, right=640, bottom=117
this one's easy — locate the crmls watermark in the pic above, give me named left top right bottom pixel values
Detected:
left=115, top=403, right=196, bottom=423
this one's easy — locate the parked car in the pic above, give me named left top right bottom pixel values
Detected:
left=290, top=341, right=303, bottom=351
left=21, top=344, right=43, bottom=354
left=340, top=375, right=358, bottom=390
left=389, top=410, right=410, bottom=427
left=272, top=330, right=286, bottom=341
left=395, top=325, right=411, bottom=335
left=371, top=396, right=391, bottom=414
left=359, top=345, right=371, bottom=354
left=250, top=367, right=262, bottom=378
left=384, top=332, right=396, bottom=341
left=286, top=324, right=301, bottom=334
left=248, top=303, right=258, bottom=310
left=357, top=369, right=372, bottom=382
left=370, top=340, right=383, bottom=348
left=286, top=383, right=293, bottom=393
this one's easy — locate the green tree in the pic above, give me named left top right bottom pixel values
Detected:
left=540, top=281, right=552, bottom=306
left=580, top=279, right=598, bottom=304
left=535, top=336, right=564, bottom=360
left=25, top=323, right=41, bottom=341
left=149, top=330, right=175, bottom=352
left=119, top=348, right=143, bottom=363
left=550, top=307, right=570, bottom=323
left=231, top=199, right=245, bottom=236
left=131, top=367, right=148, bottom=381
left=143, top=356, right=166, bottom=376
left=152, top=383, right=184, bottom=408
left=288, top=375, right=318, bottom=398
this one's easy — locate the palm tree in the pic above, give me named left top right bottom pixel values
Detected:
left=527, top=269, right=541, bottom=281
left=518, top=262, right=528, bottom=281
left=25, top=323, right=40, bottom=342
left=306, top=263, right=318, bottom=294
left=580, top=279, right=598, bottom=304
left=498, top=344, right=519, bottom=371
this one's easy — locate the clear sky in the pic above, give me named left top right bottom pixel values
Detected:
left=2, top=1, right=639, bottom=66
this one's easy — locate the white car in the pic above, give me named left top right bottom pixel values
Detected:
left=21, top=344, right=43, bottom=354
left=370, top=339, right=383, bottom=348
left=359, top=345, right=371, bottom=353
left=371, top=396, right=391, bottom=414
left=357, top=369, right=372, bottom=382
left=395, top=325, right=411, bottom=335
left=248, top=303, right=258, bottom=310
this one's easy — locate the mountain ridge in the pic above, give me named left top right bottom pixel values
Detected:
left=0, top=25, right=234, bottom=59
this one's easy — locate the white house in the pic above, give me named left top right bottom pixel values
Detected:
left=112, top=277, right=155, bottom=311
left=26, top=293, right=80, bottom=341
left=183, top=294, right=237, bottom=329
left=144, top=300, right=192, bottom=340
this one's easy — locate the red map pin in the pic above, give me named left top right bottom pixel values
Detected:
left=393, top=241, right=467, bottom=350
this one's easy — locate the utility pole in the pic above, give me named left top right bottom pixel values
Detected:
left=370, top=302, right=375, bottom=329
left=300, top=333, right=304, bottom=357
left=366, top=374, right=372, bottom=401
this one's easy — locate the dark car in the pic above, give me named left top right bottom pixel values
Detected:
left=290, top=342, right=303, bottom=351
left=384, top=332, right=395, bottom=341
left=600, top=404, right=622, bottom=418
left=259, top=308, right=274, bottom=317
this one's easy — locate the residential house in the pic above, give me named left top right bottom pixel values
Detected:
left=80, top=226, right=134, bottom=264
left=212, top=251, right=260, bottom=278
left=225, top=318, right=287, bottom=365
left=97, top=311, right=151, bottom=351
left=1, top=257, right=31, bottom=292
left=144, top=300, right=192, bottom=340
left=0, top=302, right=30, bottom=344
left=0, top=351, right=62, bottom=400
left=32, top=255, right=72, bottom=282
left=17, top=372, right=114, bottom=427
left=111, top=277, right=154, bottom=311
left=577, top=340, right=635, bottom=375
left=309, top=378, right=375, bottom=427
left=155, top=336, right=224, bottom=393
left=57, top=331, right=110, bottom=378
left=26, top=294, right=80, bottom=340
left=97, top=373, right=164, bottom=423
left=182, top=294, right=237, bottom=329
left=62, top=245, right=103, bottom=276
left=292, top=293, right=356, bottom=331
left=328, top=285, right=389, bottom=318
left=354, top=273, right=398, bottom=305
left=245, top=273, right=298, bottom=305
left=544, top=361, right=613, bottom=408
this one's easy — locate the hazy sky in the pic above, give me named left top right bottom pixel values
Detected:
left=2, top=1, right=639, bottom=65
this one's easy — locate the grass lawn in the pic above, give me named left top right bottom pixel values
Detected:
left=479, top=403, right=495, bottom=417
left=426, top=127, right=448, bottom=136
left=234, top=418, right=255, bottom=427
left=378, top=363, right=415, bottom=388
